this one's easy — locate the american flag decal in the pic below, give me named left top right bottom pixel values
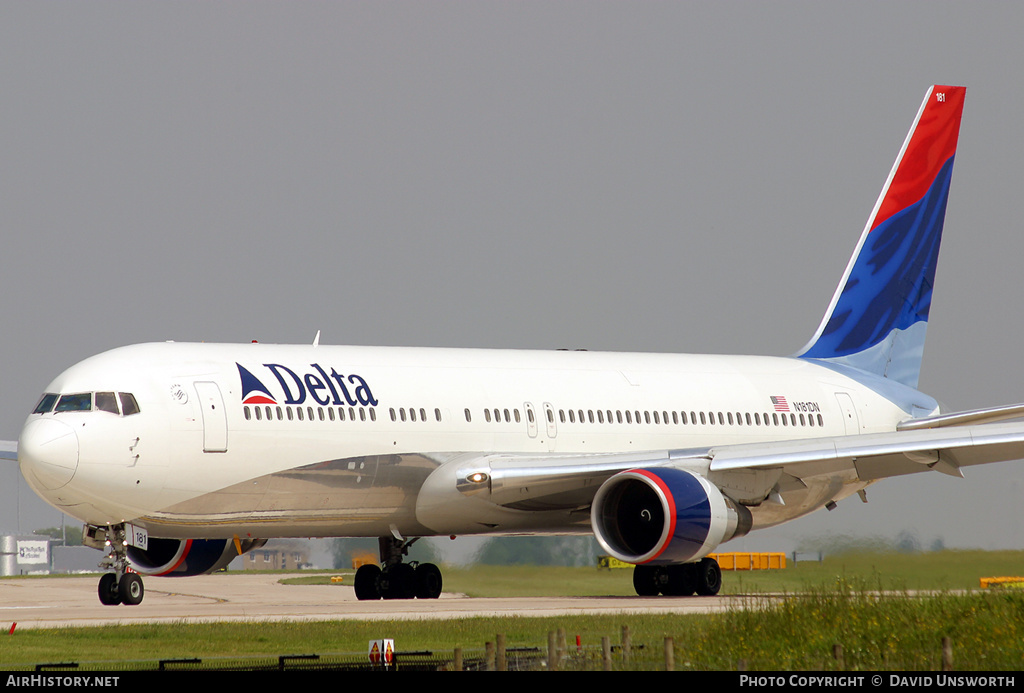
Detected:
left=771, top=396, right=790, bottom=412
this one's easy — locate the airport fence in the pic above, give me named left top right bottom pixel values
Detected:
left=8, top=633, right=1004, bottom=672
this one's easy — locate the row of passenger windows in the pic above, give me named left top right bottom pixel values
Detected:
left=464, top=407, right=823, bottom=429
left=243, top=403, right=825, bottom=429
left=33, top=392, right=141, bottom=417
left=549, top=408, right=825, bottom=429
left=243, top=404, right=377, bottom=423
left=390, top=407, right=443, bottom=423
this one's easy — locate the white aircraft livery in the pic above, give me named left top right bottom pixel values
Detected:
left=9, top=85, right=1022, bottom=605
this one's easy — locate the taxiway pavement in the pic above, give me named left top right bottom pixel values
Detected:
left=0, top=573, right=758, bottom=629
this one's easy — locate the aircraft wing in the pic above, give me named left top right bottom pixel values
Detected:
left=449, top=417, right=1024, bottom=512
left=707, top=419, right=1024, bottom=481
left=0, top=441, right=16, bottom=462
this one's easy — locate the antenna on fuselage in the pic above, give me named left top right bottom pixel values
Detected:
left=313, top=330, right=321, bottom=347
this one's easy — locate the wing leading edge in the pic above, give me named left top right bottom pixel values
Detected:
left=438, top=416, right=1024, bottom=513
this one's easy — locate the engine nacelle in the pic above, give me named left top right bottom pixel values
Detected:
left=591, top=467, right=751, bottom=565
left=127, top=537, right=267, bottom=577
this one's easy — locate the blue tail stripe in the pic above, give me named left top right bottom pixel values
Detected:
left=802, top=156, right=954, bottom=362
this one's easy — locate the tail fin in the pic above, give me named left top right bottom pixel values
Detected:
left=797, top=85, right=966, bottom=389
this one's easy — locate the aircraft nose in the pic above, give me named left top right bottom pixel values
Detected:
left=19, top=418, right=80, bottom=490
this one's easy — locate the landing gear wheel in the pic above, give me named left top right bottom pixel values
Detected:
left=98, top=573, right=121, bottom=606
left=354, top=564, right=382, bottom=601
left=414, top=563, right=443, bottom=599
left=695, top=557, right=722, bottom=596
left=663, top=563, right=697, bottom=597
left=632, top=565, right=659, bottom=596
left=119, top=573, right=145, bottom=605
left=379, top=563, right=415, bottom=600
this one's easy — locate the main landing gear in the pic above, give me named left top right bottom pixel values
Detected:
left=632, top=556, right=722, bottom=597
left=92, top=525, right=145, bottom=606
left=354, top=536, right=443, bottom=600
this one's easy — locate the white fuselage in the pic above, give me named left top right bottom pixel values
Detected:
left=18, top=342, right=937, bottom=541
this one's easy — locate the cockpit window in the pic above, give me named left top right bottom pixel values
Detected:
left=119, top=392, right=140, bottom=416
left=37, top=391, right=141, bottom=416
left=95, top=392, right=119, bottom=414
left=55, top=393, right=92, bottom=412
left=33, top=393, right=58, bottom=414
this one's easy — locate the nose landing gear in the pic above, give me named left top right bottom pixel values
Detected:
left=89, top=524, right=145, bottom=606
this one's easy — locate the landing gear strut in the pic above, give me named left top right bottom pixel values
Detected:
left=91, top=524, right=145, bottom=606
left=632, top=556, right=722, bottom=597
left=354, top=535, right=443, bottom=601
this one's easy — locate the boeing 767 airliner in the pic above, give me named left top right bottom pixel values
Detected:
left=9, top=85, right=1023, bottom=605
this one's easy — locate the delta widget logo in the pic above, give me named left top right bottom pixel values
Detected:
left=237, top=363, right=378, bottom=407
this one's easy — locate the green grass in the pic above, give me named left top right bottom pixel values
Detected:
left=3, top=550, right=1024, bottom=670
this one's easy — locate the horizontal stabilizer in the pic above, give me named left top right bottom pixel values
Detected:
left=0, top=441, right=17, bottom=462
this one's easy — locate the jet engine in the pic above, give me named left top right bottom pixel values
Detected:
left=126, top=537, right=267, bottom=577
left=591, top=467, right=751, bottom=564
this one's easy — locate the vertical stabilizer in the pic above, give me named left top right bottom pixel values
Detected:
left=798, top=86, right=966, bottom=389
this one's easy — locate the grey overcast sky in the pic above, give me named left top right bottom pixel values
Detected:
left=2, top=2, right=1023, bottom=553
